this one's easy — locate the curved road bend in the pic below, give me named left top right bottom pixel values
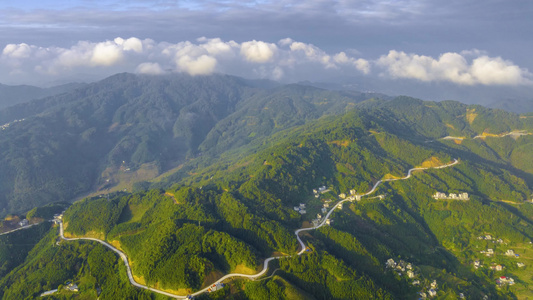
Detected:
left=59, top=158, right=459, bottom=299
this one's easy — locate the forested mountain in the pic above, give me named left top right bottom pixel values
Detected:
left=0, top=74, right=385, bottom=217
left=2, top=73, right=533, bottom=299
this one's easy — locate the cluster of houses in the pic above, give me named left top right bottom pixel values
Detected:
left=386, top=259, right=453, bottom=299
left=432, top=192, right=469, bottom=200
left=386, top=258, right=417, bottom=279
left=496, top=276, right=515, bottom=287
left=293, top=203, right=306, bottom=215
left=52, top=213, right=64, bottom=225
left=418, top=280, right=439, bottom=298
left=480, top=248, right=494, bottom=257
left=312, top=186, right=329, bottom=198
left=477, top=234, right=505, bottom=244
left=338, top=189, right=363, bottom=201
left=0, top=118, right=25, bottom=131
left=311, top=213, right=332, bottom=227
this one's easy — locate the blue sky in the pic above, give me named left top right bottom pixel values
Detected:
left=0, top=0, right=532, bottom=103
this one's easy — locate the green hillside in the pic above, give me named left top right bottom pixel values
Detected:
left=1, top=76, right=533, bottom=299
left=0, top=74, right=386, bottom=217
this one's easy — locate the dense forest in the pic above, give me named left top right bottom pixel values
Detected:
left=2, top=74, right=533, bottom=299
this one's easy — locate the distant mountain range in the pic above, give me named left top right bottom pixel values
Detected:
left=0, top=82, right=86, bottom=110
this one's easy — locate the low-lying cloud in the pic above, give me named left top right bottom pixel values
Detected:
left=0, top=37, right=531, bottom=87
left=377, top=50, right=533, bottom=86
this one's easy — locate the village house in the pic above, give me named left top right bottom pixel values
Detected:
left=350, top=189, right=356, bottom=195
left=66, top=282, right=79, bottom=292
left=299, top=210, right=306, bottom=215
left=474, top=260, right=481, bottom=269
left=431, top=280, right=438, bottom=289
left=496, top=276, right=515, bottom=286
left=326, top=219, right=332, bottom=225
left=386, top=258, right=396, bottom=268
left=354, top=195, right=362, bottom=201
left=19, top=219, right=28, bottom=227
left=505, top=249, right=515, bottom=257
left=433, top=191, right=469, bottom=200
left=428, top=289, right=437, bottom=297
left=321, top=207, right=327, bottom=214
left=407, top=270, right=415, bottom=278
left=339, top=193, right=346, bottom=199
left=316, top=213, right=322, bottom=219
left=517, top=262, right=525, bottom=268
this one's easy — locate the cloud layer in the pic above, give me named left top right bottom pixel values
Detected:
left=377, top=50, right=533, bottom=86
left=1, top=37, right=531, bottom=86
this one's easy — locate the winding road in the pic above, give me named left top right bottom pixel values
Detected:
left=59, top=158, right=459, bottom=299
left=0, top=223, right=40, bottom=236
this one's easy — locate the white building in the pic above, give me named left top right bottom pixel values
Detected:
left=433, top=191, right=469, bottom=200
left=428, top=289, right=437, bottom=297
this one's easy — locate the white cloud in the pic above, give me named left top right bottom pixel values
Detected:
left=91, top=42, right=124, bottom=66
left=3, top=43, right=32, bottom=58
left=333, top=52, right=371, bottom=74
left=377, top=50, right=533, bottom=85
left=115, top=37, right=144, bottom=53
left=176, top=54, right=217, bottom=75
left=135, top=62, right=165, bottom=75
left=1, top=37, right=531, bottom=87
left=240, top=40, right=277, bottom=63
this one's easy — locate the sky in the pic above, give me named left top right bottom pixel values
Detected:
left=1, top=0, right=532, bottom=102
